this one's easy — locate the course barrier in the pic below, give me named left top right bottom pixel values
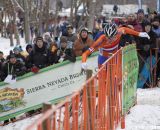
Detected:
left=26, top=48, right=124, bottom=130
left=0, top=53, right=98, bottom=121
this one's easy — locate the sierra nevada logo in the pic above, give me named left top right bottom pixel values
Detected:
left=0, top=88, right=25, bottom=112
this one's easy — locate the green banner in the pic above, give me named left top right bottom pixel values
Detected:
left=122, top=44, right=139, bottom=115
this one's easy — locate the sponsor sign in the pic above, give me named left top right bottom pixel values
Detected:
left=122, top=44, right=139, bottom=115
left=0, top=54, right=98, bottom=121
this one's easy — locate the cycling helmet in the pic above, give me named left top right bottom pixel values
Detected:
left=102, top=21, right=108, bottom=28
left=103, top=23, right=117, bottom=38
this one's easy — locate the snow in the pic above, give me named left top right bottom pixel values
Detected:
left=0, top=114, right=41, bottom=130
left=117, top=87, right=160, bottom=130
left=0, top=37, right=160, bottom=130
left=0, top=37, right=27, bottom=56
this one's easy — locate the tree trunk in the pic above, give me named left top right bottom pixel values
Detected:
left=44, top=0, right=50, bottom=32
left=70, top=0, right=74, bottom=24
left=87, top=0, right=96, bottom=31
left=38, top=0, right=43, bottom=36
left=3, top=10, right=7, bottom=38
left=8, top=16, right=14, bottom=46
left=53, top=0, right=59, bottom=37
left=9, top=32, right=14, bottom=46
left=23, top=0, right=30, bottom=44
left=11, top=0, right=20, bottom=45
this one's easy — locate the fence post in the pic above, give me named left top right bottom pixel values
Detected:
left=86, top=69, right=94, bottom=130
left=154, top=38, right=160, bottom=86
left=121, top=116, right=125, bottom=129
left=42, top=102, right=52, bottom=130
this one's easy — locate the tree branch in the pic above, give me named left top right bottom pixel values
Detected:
left=13, top=0, right=24, bottom=12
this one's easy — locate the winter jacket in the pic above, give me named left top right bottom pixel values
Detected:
left=136, top=30, right=157, bottom=58
left=73, top=37, right=94, bottom=57
left=2, top=61, right=26, bottom=80
left=28, top=43, right=53, bottom=69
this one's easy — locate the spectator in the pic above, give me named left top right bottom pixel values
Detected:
left=0, top=51, right=5, bottom=67
left=127, top=13, right=138, bottom=30
left=0, top=51, right=5, bottom=81
left=137, top=20, right=157, bottom=71
left=49, top=42, right=59, bottom=64
left=26, top=44, right=33, bottom=54
left=28, top=37, right=53, bottom=69
left=60, top=17, right=69, bottom=36
left=57, top=36, right=76, bottom=63
left=113, top=5, right=118, bottom=15
left=2, top=54, right=27, bottom=81
left=13, top=46, right=26, bottom=65
left=94, top=21, right=108, bottom=41
left=137, top=9, right=145, bottom=23
left=135, top=9, right=145, bottom=32
left=43, top=32, right=53, bottom=49
left=151, top=16, right=160, bottom=37
left=73, top=27, right=94, bottom=56
left=149, top=10, right=158, bottom=22
left=25, top=44, right=33, bottom=71
left=64, top=24, right=77, bottom=49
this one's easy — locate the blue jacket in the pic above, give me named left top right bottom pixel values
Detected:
left=94, top=31, right=104, bottom=41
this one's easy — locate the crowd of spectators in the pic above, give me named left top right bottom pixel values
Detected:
left=0, top=9, right=159, bottom=87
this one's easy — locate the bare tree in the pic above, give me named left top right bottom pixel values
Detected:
left=23, top=0, right=30, bottom=44
left=4, top=0, right=19, bottom=46
left=70, top=0, right=74, bottom=23
left=43, top=0, right=50, bottom=32
left=38, top=0, right=44, bottom=36
left=10, top=0, right=20, bottom=45
left=13, top=0, right=24, bottom=12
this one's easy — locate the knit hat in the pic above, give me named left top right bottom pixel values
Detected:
left=137, top=9, right=144, bottom=14
left=26, top=44, right=33, bottom=51
left=66, top=24, right=73, bottom=29
left=36, top=36, right=43, bottom=42
left=13, top=46, right=22, bottom=52
left=9, top=54, right=16, bottom=59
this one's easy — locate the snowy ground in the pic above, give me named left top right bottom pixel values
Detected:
left=0, top=37, right=27, bottom=56
left=117, top=87, right=160, bottom=130
left=0, top=114, right=41, bottom=130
